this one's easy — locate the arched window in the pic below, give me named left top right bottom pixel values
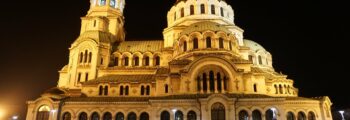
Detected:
left=206, top=37, right=212, bottom=48
left=211, top=102, right=225, bottom=120
left=298, top=112, right=306, bottom=120
left=100, top=0, right=106, bottom=6
left=100, top=58, right=104, bottom=65
left=144, top=56, right=150, bottom=66
left=161, top=111, right=170, bottom=120
left=219, top=38, right=224, bottom=48
left=127, top=112, right=137, bottom=120
left=115, top=57, right=119, bottom=66
left=254, top=84, right=258, bottom=92
left=134, top=56, right=139, bottom=66
left=116, top=112, right=124, bottom=120
left=181, top=8, right=184, bottom=17
left=287, top=112, right=295, bottom=120
left=209, top=71, right=215, bottom=92
left=197, top=76, right=201, bottom=92
left=220, top=7, right=224, bottom=17
left=274, top=85, right=278, bottom=94
left=104, top=86, right=108, bottom=95
left=103, top=112, right=112, bottom=120
left=183, top=41, right=187, bottom=52
left=258, top=56, right=263, bottom=65
left=190, top=5, right=194, bottom=15
left=174, top=12, right=177, bottom=21
left=175, top=111, right=184, bottom=120
left=287, top=85, right=291, bottom=94
left=62, top=112, right=71, bottom=120
left=120, top=86, right=124, bottom=95
left=266, top=109, right=277, bottom=120
left=211, top=5, right=215, bottom=14
left=217, top=73, right=222, bottom=92
left=252, top=110, right=262, bottom=120
left=203, top=73, right=208, bottom=92
left=125, top=86, right=129, bottom=95
left=141, top=86, right=145, bottom=95
left=140, top=112, right=149, bottom=120
left=84, top=50, right=88, bottom=63
left=249, top=55, right=253, bottom=62
left=229, top=42, right=232, bottom=50
left=110, top=0, right=116, bottom=7
left=124, top=57, right=129, bottom=66
left=91, top=112, right=100, bottom=120
left=89, top=52, right=92, bottom=63
left=94, top=20, right=97, bottom=27
left=155, top=56, right=160, bottom=66
left=187, top=111, right=196, bottom=120
left=307, top=112, right=316, bottom=120
left=79, top=52, right=83, bottom=63
left=79, top=112, right=88, bottom=120
left=85, top=73, right=89, bottom=82
left=284, top=85, right=287, bottom=94
left=223, top=76, right=228, bottom=91
left=77, top=73, right=82, bottom=82
left=193, top=38, right=198, bottom=49
left=146, top=86, right=150, bottom=95
left=279, top=85, right=283, bottom=94
left=200, top=4, right=205, bottom=14
left=99, top=86, right=103, bottom=96
left=165, top=84, right=169, bottom=93
left=239, top=110, right=249, bottom=120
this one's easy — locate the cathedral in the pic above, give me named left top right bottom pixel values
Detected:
left=26, top=0, right=333, bottom=120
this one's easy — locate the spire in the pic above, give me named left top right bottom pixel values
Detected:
left=87, top=0, right=125, bottom=17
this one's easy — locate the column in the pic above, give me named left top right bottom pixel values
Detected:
left=221, top=79, right=225, bottom=93
left=200, top=78, right=204, bottom=93
left=214, top=76, right=218, bottom=93
left=206, top=74, right=210, bottom=93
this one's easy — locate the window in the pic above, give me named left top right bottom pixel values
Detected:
left=99, top=86, right=103, bottom=95
left=84, top=50, right=88, bottom=63
left=220, top=7, right=224, bottom=17
left=104, top=86, right=108, bottom=95
left=287, top=112, right=295, bottom=120
left=307, top=112, right=316, bottom=120
left=279, top=85, right=283, bottom=94
left=258, top=56, right=263, bottom=65
left=85, top=73, right=89, bottom=82
left=203, top=73, right=208, bottom=92
left=127, top=112, right=137, bottom=120
left=229, top=42, right=232, bottom=50
left=217, top=73, right=222, bottom=92
left=297, top=112, right=306, bottom=120
left=100, top=58, right=104, bottom=65
left=161, top=111, right=170, bottom=120
left=91, top=112, right=100, bottom=120
left=134, top=57, right=139, bottom=66
left=103, top=112, right=112, bottom=120
left=93, top=20, right=97, bottom=27
left=124, top=57, right=129, bottom=66
left=209, top=71, right=215, bottom=92
left=190, top=5, right=194, bottom=15
left=141, top=86, right=145, bottom=95
left=200, top=4, right=205, bottom=14
left=37, top=105, right=50, bottom=120
left=146, top=86, right=150, bottom=95
left=144, top=56, right=150, bottom=66
left=77, top=73, right=82, bottom=82
left=140, top=112, right=149, bottom=120
left=193, top=38, right=198, bottom=49
left=79, top=112, right=88, bottom=120
left=183, top=41, right=187, bottom=52
left=165, top=84, right=169, bottom=93
left=187, top=111, right=196, bottom=120
left=181, top=8, right=184, bottom=17
left=89, top=52, right=92, bottom=63
left=155, top=56, right=160, bottom=66
left=125, top=86, right=129, bottom=95
left=266, top=109, right=277, bottom=120
left=252, top=110, right=262, bottom=120
left=249, top=55, right=253, bottom=62
left=254, top=84, right=258, bottom=92
left=211, top=5, right=215, bottom=14
left=174, top=12, right=176, bottom=21
left=80, top=52, right=83, bottom=63
left=211, top=103, right=225, bottom=120
left=197, top=76, right=201, bottom=92
left=206, top=37, right=212, bottom=48
left=175, top=111, right=184, bottom=120
left=115, top=57, right=119, bottom=66
left=116, top=112, right=124, bottom=120
left=274, top=85, right=278, bottom=94
left=239, top=110, right=249, bottom=120
left=120, top=86, right=124, bottom=95
left=110, top=0, right=116, bottom=7
left=100, top=0, right=106, bottom=6
left=219, top=38, right=224, bottom=48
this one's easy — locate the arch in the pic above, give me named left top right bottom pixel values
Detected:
left=193, top=37, right=199, bottom=49
left=103, top=112, right=112, bottom=120
left=133, top=56, right=140, bottom=66
left=116, top=112, right=124, bottom=120
left=62, top=112, right=71, bottom=120
left=104, top=86, right=108, bottom=95
left=307, top=111, right=316, bottom=120
left=36, top=105, right=50, bottom=120
left=175, top=110, right=184, bottom=120
left=239, top=110, right=249, bottom=120
left=190, top=5, right=194, bottom=15
left=127, top=112, right=137, bottom=120
left=161, top=111, right=170, bottom=120
left=78, top=112, right=88, bottom=120
left=287, top=112, right=295, bottom=120
left=141, top=86, right=145, bottom=95
left=91, top=112, right=100, bottom=120
left=187, top=111, right=196, bottom=120
left=298, top=112, right=306, bottom=120
left=123, top=56, right=129, bottom=66
left=252, top=110, right=262, bottom=120
left=139, top=112, right=149, bottom=120
left=144, top=56, right=150, bottom=66
left=206, top=37, right=212, bottom=48
left=154, top=56, right=160, bottom=66
left=211, top=102, right=225, bottom=120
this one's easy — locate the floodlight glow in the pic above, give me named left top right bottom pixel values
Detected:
left=172, top=109, right=177, bottom=113
left=12, top=115, right=19, bottom=120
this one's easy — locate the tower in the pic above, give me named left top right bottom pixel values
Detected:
left=57, top=0, right=126, bottom=89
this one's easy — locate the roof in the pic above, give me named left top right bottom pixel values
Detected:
left=83, top=75, right=156, bottom=85
left=175, top=0, right=226, bottom=5
left=76, top=31, right=113, bottom=44
left=116, top=40, right=164, bottom=53
left=243, top=39, right=266, bottom=52
left=180, top=22, right=231, bottom=36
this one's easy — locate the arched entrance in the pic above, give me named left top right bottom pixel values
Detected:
left=195, top=66, right=230, bottom=93
left=211, top=102, right=225, bottom=120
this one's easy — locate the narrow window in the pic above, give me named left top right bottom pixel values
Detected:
left=120, top=86, right=124, bottom=95
left=99, top=86, right=103, bottom=95
left=110, top=0, right=116, bottom=7
left=165, top=84, right=169, bottom=93
left=93, top=20, right=97, bottom=27
left=249, top=55, right=253, bottom=62
left=85, top=73, right=89, bottom=82
left=124, top=57, right=129, bottom=66
left=211, top=5, right=215, bottom=14
left=115, top=57, right=119, bottom=66
left=254, top=84, right=258, bottom=92
left=100, top=58, right=104, bottom=65
left=77, top=73, right=81, bottom=82
left=144, top=56, right=150, bottom=66
left=174, top=12, right=176, bottom=21
left=79, top=52, right=83, bottom=63
left=84, top=50, right=88, bottom=63
left=183, top=41, right=187, bottom=52
left=141, top=86, right=145, bottom=95
left=279, top=85, right=283, bottom=94
left=193, top=38, right=198, bottom=49
left=181, top=8, right=184, bottom=17
left=258, top=56, right=263, bottom=65
left=104, top=86, right=108, bottom=95
left=155, top=56, right=160, bottom=66
left=220, top=7, right=224, bottom=17
left=146, top=86, right=150, bottom=95
left=100, top=0, right=106, bottom=6
left=190, top=5, right=194, bottom=15
left=206, top=37, right=211, bottom=48
left=229, top=42, right=232, bottom=50
left=274, top=85, right=278, bottom=94
left=219, top=38, right=224, bottom=48
left=200, top=4, right=205, bottom=14
left=125, top=86, right=129, bottom=95
left=134, top=57, right=139, bottom=66
left=88, top=52, right=92, bottom=63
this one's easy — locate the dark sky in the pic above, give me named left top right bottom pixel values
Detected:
left=0, top=0, right=348, bottom=118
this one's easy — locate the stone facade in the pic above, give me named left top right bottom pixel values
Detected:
left=26, top=0, right=333, bottom=120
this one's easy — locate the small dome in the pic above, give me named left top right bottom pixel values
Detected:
left=243, top=39, right=266, bottom=52
left=180, top=22, right=231, bottom=36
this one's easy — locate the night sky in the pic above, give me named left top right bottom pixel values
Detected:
left=0, top=0, right=348, bottom=119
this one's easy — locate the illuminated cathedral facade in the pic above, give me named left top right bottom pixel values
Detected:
left=26, top=0, right=333, bottom=120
